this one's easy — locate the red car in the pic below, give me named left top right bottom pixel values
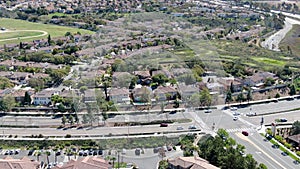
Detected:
left=242, top=131, right=249, bottom=136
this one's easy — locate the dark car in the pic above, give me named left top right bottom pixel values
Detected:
left=55, top=151, right=61, bottom=156
left=272, top=144, right=279, bottom=149
left=281, top=151, right=288, bottom=156
left=160, top=123, right=168, bottom=127
left=293, top=160, right=300, bottom=165
left=280, top=118, right=287, bottom=122
left=98, top=150, right=103, bottom=155
left=28, top=150, right=34, bottom=156
left=242, top=131, right=249, bottom=136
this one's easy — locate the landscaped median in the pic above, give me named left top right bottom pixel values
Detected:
left=263, top=133, right=300, bottom=162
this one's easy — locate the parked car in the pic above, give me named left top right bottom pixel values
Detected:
left=176, top=126, right=184, bottom=130
left=28, top=150, right=34, bottom=156
left=272, top=144, right=279, bottom=149
left=233, top=116, right=238, bottom=121
left=160, top=123, right=168, bottom=127
left=188, top=125, right=197, bottom=130
left=242, top=131, right=249, bottom=136
left=204, top=109, right=212, bottom=113
left=293, top=160, right=300, bottom=165
left=98, top=150, right=103, bottom=155
left=280, top=118, right=287, bottom=122
left=230, top=107, right=238, bottom=111
left=135, top=148, right=141, bottom=156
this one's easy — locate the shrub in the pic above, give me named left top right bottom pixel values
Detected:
left=65, top=134, right=71, bottom=138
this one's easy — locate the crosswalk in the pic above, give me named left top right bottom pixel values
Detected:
left=226, top=127, right=257, bottom=133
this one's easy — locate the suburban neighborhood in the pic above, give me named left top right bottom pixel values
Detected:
left=0, top=0, right=299, bottom=169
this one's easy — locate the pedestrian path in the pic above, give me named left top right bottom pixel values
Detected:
left=226, top=127, right=257, bottom=133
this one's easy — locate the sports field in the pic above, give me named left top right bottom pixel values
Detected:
left=0, top=18, right=94, bottom=44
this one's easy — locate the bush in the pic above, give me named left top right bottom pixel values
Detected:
left=65, top=134, right=71, bottom=138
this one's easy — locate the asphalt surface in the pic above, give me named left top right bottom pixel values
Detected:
left=231, top=132, right=298, bottom=169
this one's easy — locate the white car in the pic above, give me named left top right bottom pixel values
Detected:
left=233, top=116, right=238, bottom=121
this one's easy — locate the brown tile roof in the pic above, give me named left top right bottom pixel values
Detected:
left=53, top=156, right=111, bottom=169
left=288, top=134, right=300, bottom=143
left=168, top=156, right=219, bottom=169
left=0, top=156, right=40, bottom=169
left=109, top=88, right=130, bottom=96
left=153, top=86, right=177, bottom=94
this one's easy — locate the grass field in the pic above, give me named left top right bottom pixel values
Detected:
left=0, top=31, right=44, bottom=40
left=252, top=57, right=286, bottom=67
left=0, top=18, right=95, bottom=44
left=279, top=25, right=300, bottom=58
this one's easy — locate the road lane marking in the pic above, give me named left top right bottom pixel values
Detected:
left=235, top=133, right=287, bottom=169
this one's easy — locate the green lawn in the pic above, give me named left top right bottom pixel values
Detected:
left=252, top=57, right=286, bottom=67
left=0, top=18, right=95, bottom=44
left=0, top=31, right=43, bottom=40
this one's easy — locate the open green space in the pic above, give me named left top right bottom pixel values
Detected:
left=280, top=25, right=300, bottom=58
left=252, top=57, right=286, bottom=67
left=0, top=18, right=94, bottom=44
left=0, top=31, right=44, bottom=40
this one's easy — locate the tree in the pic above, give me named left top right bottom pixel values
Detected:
left=152, top=73, right=168, bottom=86
left=51, top=95, right=64, bottom=105
left=28, top=78, right=44, bottom=91
left=225, top=90, right=233, bottom=104
left=199, top=88, right=212, bottom=107
left=57, top=104, right=66, bottom=112
left=47, top=34, right=51, bottom=45
left=24, top=91, right=32, bottom=105
left=0, top=77, right=13, bottom=89
left=0, top=95, right=16, bottom=111
left=236, top=92, right=245, bottom=103
left=289, top=84, right=296, bottom=95
left=74, top=113, right=79, bottom=124
left=291, top=120, right=300, bottom=135
left=45, top=151, right=51, bottom=164
left=61, top=115, right=67, bottom=126
left=230, top=82, right=234, bottom=93
left=68, top=115, right=74, bottom=125
left=102, top=111, right=108, bottom=125
left=246, top=89, right=252, bottom=103
left=257, top=163, right=268, bottom=169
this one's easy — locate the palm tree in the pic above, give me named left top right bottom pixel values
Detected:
left=112, top=157, right=116, bottom=168
left=35, top=151, right=41, bottom=161
left=45, top=151, right=51, bottom=165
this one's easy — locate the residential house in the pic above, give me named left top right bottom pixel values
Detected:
left=0, top=156, right=40, bottom=169
left=287, top=134, right=300, bottom=150
left=84, top=89, right=96, bottom=103
left=132, top=85, right=153, bottom=103
left=171, top=68, right=192, bottom=77
left=33, top=89, right=59, bottom=105
left=243, top=72, right=278, bottom=87
left=153, top=86, right=177, bottom=101
left=52, top=156, right=111, bottom=169
left=109, top=88, right=130, bottom=104
left=218, top=77, right=243, bottom=93
left=133, top=71, right=152, bottom=85
left=178, top=84, right=199, bottom=101
left=168, top=156, right=219, bottom=169
left=151, top=69, right=172, bottom=78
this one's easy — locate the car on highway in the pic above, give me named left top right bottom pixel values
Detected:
left=242, top=131, right=249, bottom=136
left=233, top=116, right=238, bottom=121
left=293, top=160, right=300, bottom=165
left=281, top=151, right=289, bottom=156
left=160, top=123, right=168, bottom=127
left=272, top=144, right=279, bottom=149
left=177, top=126, right=184, bottom=130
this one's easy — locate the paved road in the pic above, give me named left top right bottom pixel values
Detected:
left=231, top=132, right=298, bottom=169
